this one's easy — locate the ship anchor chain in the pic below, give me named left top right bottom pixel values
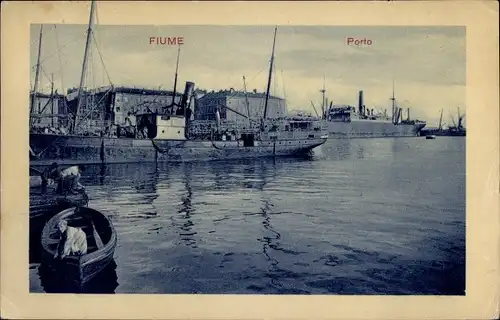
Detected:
left=151, top=139, right=171, bottom=154
left=210, top=139, right=227, bottom=150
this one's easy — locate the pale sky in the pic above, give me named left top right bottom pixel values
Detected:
left=31, top=24, right=465, bottom=127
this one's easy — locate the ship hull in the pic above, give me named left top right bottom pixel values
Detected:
left=30, top=133, right=327, bottom=166
left=327, top=120, right=425, bottom=138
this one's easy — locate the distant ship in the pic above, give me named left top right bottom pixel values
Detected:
left=420, top=108, right=466, bottom=137
left=29, top=6, right=327, bottom=168
left=306, top=82, right=426, bottom=138
left=324, top=89, right=426, bottom=138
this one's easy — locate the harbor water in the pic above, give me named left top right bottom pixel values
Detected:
left=30, top=137, right=466, bottom=294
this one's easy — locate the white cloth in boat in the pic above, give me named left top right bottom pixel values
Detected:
left=61, top=166, right=80, bottom=177
left=61, top=166, right=84, bottom=190
left=57, top=220, right=88, bottom=258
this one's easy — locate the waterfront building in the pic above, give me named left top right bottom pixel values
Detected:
left=30, top=92, right=68, bottom=128
left=66, top=86, right=183, bottom=128
left=195, top=88, right=286, bottom=122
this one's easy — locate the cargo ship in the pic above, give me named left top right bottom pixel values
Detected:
left=323, top=88, right=426, bottom=139
left=29, top=7, right=328, bottom=168
left=420, top=108, right=466, bottom=137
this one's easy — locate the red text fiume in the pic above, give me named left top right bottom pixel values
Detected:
left=149, top=36, right=184, bottom=45
left=346, top=37, right=372, bottom=46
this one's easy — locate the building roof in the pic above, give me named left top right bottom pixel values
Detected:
left=31, top=92, right=65, bottom=99
left=68, top=85, right=182, bottom=96
left=200, top=89, right=283, bottom=100
left=112, top=86, right=182, bottom=96
left=66, top=85, right=184, bottom=101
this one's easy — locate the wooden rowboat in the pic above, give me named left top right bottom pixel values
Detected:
left=30, top=191, right=89, bottom=264
left=41, top=207, right=117, bottom=285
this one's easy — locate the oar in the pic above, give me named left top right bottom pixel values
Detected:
left=91, top=221, right=104, bottom=249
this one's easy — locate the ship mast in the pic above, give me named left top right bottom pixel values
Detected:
left=281, top=70, right=287, bottom=112
left=320, top=76, right=326, bottom=119
left=263, top=26, right=277, bottom=121
left=30, top=25, right=43, bottom=126
left=172, top=45, right=181, bottom=106
left=391, top=80, right=395, bottom=124
left=438, top=108, right=443, bottom=130
left=242, top=76, right=252, bottom=125
left=50, top=74, right=54, bottom=127
left=72, top=0, right=96, bottom=133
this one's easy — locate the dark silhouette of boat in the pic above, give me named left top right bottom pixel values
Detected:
left=29, top=177, right=89, bottom=264
left=38, top=258, right=119, bottom=294
left=40, top=207, right=117, bottom=285
left=29, top=5, right=328, bottom=167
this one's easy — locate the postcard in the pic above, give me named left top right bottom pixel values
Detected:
left=1, top=1, right=498, bottom=319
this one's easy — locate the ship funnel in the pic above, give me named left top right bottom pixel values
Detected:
left=181, top=81, right=195, bottom=109
left=358, top=90, right=363, bottom=114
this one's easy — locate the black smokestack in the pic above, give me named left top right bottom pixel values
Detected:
left=181, top=81, right=195, bottom=108
left=358, top=90, right=363, bottom=114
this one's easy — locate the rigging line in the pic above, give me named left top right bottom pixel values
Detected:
left=54, top=24, right=66, bottom=93
left=223, top=67, right=267, bottom=104
left=91, top=31, right=113, bottom=86
left=32, top=37, right=82, bottom=68
left=90, top=45, right=96, bottom=91
left=209, top=67, right=267, bottom=104
left=272, top=59, right=280, bottom=109
left=76, top=86, right=113, bottom=127
left=212, top=67, right=265, bottom=100
left=281, top=70, right=287, bottom=110
left=249, top=67, right=265, bottom=83
left=94, top=1, right=106, bottom=86
left=39, top=65, right=54, bottom=90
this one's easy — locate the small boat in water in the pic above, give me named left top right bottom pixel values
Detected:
left=41, top=207, right=117, bottom=285
left=425, top=135, right=437, bottom=139
left=30, top=191, right=89, bottom=264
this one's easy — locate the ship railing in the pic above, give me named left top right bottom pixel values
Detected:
left=188, top=118, right=327, bottom=136
left=29, top=119, right=111, bottom=137
left=68, top=120, right=115, bottom=137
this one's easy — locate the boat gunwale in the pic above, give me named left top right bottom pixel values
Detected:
left=40, top=207, right=117, bottom=266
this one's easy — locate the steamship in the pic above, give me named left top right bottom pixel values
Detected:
left=29, top=6, right=328, bottom=167
left=325, top=89, right=426, bottom=138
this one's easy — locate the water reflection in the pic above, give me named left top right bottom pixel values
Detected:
left=321, top=139, right=354, bottom=161
left=177, top=163, right=196, bottom=248
left=165, top=163, right=198, bottom=247
left=99, top=163, right=106, bottom=185
left=239, top=159, right=285, bottom=290
left=258, top=198, right=282, bottom=289
left=133, top=168, right=159, bottom=203
left=39, top=259, right=118, bottom=294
